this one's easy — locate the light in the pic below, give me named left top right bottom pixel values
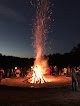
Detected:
left=31, top=66, right=33, bottom=69
left=15, top=67, right=17, bottom=69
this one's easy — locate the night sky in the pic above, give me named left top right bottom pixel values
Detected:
left=0, top=0, right=80, bottom=58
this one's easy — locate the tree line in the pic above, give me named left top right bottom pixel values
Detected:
left=48, top=43, right=80, bottom=68
left=0, top=43, right=80, bottom=70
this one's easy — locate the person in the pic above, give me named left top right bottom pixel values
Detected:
left=54, top=66, right=58, bottom=76
left=50, top=66, right=52, bottom=75
left=59, top=69, right=61, bottom=75
left=67, top=65, right=71, bottom=76
left=0, top=68, right=4, bottom=82
left=72, top=67, right=78, bottom=91
left=48, top=67, right=51, bottom=75
left=64, top=68, right=67, bottom=76
left=15, top=69, right=21, bottom=78
left=6, top=69, right=10, bottom=78
left=11, top=69, right=14, bottom=77
left=20, top=67, right=22, bottom=77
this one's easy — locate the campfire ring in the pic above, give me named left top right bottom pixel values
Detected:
left=1, top=75, right=72, bottom=88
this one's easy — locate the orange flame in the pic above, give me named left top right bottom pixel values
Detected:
left=30, top=65, right=46, bottom=84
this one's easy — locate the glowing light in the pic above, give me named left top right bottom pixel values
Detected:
left=15, top=67, right=17, bottom=69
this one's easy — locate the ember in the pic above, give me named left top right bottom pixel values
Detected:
left=29, top=0, right=51, bottom=84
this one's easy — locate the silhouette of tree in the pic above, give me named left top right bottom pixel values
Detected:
left=69, top=43, right=80, bottom=66
left=71, top=43, right=80, bottom=54
left=0, top=53, right=2, bottom=56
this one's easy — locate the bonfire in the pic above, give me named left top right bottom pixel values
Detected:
left=26, top=0, right=51, bottom=84
left=28, top=65, right=46, bottom=84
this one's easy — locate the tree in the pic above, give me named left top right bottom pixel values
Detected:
left=71, top=43, right=80, bottom=54
left=0, top=53, right=2, bottom=56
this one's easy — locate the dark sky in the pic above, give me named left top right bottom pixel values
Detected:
left=0, top=0, right=80, bottom=58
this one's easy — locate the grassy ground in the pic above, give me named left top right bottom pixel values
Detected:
left=0, top=76, right=80, bottom=106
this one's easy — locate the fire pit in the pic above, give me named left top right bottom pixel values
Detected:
left=1, top=75, right=72, bottom=88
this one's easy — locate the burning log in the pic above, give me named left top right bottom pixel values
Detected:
left=28, top=66, right=46, bottom=84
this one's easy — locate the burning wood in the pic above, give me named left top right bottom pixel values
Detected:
left=28, top=66, right=46, bottom=84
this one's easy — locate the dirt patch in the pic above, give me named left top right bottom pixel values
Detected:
left=0, top=75, right=72, bottom=88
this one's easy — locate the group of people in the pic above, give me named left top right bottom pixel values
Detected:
left=0, top=65, right=79, bottom=91
left=48, top=65, right=79, bottom=91
left=0, top=67, right=29, bottom=82
left=47, top=65, right=80, bottom=76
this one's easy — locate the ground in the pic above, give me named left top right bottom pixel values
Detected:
left=0, top=76, right=80, bottom=106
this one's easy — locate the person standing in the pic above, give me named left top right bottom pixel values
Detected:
left=15, top=69, right=21, bottom=78
left=48, top=67, right=51, bottom=75
left=64, top=68, right=67, bottom=76
left=0, top=68, right=4, bottom=82
left=7, top=69, right=10, bottom=78
left=54, top=66, right=58, bottom=76
left=11, top=69, right=14, bottom=77
left=67, top=65, right=71, bottom=76
left=72, top=67, right=78, bottom=91
left=59, top=69, right=61, bottom=75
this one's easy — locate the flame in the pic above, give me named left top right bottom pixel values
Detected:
left=30, top=65, right=46, bottom=84
left=30, top=0, right=51, bottom=84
